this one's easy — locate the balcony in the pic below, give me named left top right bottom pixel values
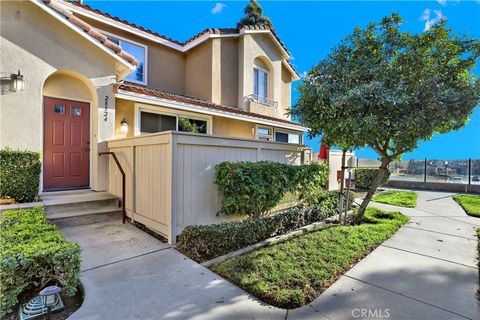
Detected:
left=244, top=94, right=278, bottom=108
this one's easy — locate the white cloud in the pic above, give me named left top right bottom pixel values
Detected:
left=419, top=9, right=445, bottom=31
left=211, top=3, right=227, bottom=14
left=437, top=0, right=447, bottom=6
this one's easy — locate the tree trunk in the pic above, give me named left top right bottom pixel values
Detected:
left=353, top=157, right=391, bottom=224
left=339, top=150, right=347, bottom=192
left=338, top=150, right=347, bottom=221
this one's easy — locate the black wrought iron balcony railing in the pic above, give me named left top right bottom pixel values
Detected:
left=245, top=94, right=278, bottom=108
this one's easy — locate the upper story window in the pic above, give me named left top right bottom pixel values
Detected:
left=103, top=31, right=147, bottom=85
left=253, top=68, right=268, bottom=99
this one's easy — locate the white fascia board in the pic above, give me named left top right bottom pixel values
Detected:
left=32, top=0, right=135, bottom=74
left=115, top=91, right=308, bottom=132
left=283, top=61, right=300, bottom=81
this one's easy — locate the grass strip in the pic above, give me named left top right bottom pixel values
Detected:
left=211, top=207, right=408, bottom=308
left=453, top=194, right=480, bottom=218
left=372, top=190, right=417, bottom=208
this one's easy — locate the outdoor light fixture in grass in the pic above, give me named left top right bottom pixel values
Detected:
left=19, top=286, right=64, bottom=320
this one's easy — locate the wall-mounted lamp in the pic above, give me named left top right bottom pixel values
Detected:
left=120, top=118, right=129, bottom=135
left=11, top=70, right=25, bottom=91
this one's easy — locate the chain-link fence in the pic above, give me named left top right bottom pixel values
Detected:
left=356, top=158, right=480, bottom=185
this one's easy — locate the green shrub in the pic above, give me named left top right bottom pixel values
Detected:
left=0, top=207, right=81, bottom=316
left=0, top=149, right=41, bottom=203
left=354, top=168, right=391, bottom=190
left=176, top=191, right=353, bottom=263
left=214, top=161, right=329, bottom=216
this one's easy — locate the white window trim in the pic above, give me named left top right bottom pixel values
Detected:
left=98, top=29, right=148, bottom=85
left=253, top=66, right=269, bottom=99
left=134, top=104, right=212, bottom=136
left=256, top=124, right=273, bottom=141
left=273, top=128, right=302, bottom=144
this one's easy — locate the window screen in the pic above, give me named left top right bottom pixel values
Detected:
left=140, top=112, right=176, bottom=133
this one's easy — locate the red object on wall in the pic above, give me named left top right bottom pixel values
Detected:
left=43, top=96, right=90, bottom=190
left=319, top=137, right=330, bottom=160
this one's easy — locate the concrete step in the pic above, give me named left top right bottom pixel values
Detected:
left=49, top=206, right=122, bottom=228
left=42, top=190, right=122, bottom=228
left=43, top=192, right=119, bottom=213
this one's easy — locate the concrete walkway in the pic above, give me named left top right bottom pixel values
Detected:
left=289, top=190, right=480, bottom=320
left=63, top=190, right=479, bottom=319
left=62, top=221, right=284, bottom=320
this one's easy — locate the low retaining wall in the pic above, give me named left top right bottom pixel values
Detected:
left=386, top=180, right=480, bottom=194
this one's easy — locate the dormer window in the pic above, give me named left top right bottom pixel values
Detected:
left=101, top=30, right=147, bottom=85
left=253, top=67, right=268, bottom=99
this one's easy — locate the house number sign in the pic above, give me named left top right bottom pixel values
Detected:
left=104, top=96, right=109, bottom=122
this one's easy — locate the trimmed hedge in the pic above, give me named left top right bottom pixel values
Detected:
left=0, top=149, right=41, bottom=203
left=176, top=191, right=354, bottom=263
left=0, top=207, right=81, bottom=316
left=214, top=161, right=329, bottom=216
left=354, top=168, right=391, bottom=190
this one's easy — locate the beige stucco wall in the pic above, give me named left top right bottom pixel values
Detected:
left=43, top=74, right=93, bottom=102
left=73, top=15, right=295, bottom=119
left=80, top=15, right=186, bottom=95
left=0, top=1, right=119, bottom=191
left=281, top=65, right=292, bottom=120
left=212, top=116, right=255, bottom=139
left=185, top=41, right=213, bottom=101
left=217, top=38, right=239, bottom=107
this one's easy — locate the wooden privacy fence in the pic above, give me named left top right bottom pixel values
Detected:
left=107, top=131, right=308, bottom=244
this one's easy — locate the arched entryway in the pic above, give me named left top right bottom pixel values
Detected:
left=42, top=71, right=95, bottom=190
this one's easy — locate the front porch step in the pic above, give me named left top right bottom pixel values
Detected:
left=42, top=190, right=122, bottom=228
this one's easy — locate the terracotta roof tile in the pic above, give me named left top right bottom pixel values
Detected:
left=42, top=0, right=139, bottom=66
left=114, top=82, right=306, bottom=129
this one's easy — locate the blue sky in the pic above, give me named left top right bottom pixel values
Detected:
left=86, top=0, right=480, bottom=160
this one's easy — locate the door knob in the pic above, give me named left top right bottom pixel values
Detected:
left=86, top=140, right=91, bottom=151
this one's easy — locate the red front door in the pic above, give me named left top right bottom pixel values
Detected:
left=43, top=97, right=90, bottom=190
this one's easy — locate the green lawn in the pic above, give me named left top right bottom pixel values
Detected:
left=211, top=207, right=409, bottom=309
left=372, top=190, right=417, bottom=208
left=453, top=194, right=480, bottom=217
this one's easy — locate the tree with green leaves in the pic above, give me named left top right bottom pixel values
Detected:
left=291, top=13, right=480, bottom=223
left=237, top=0, right=272, bottom=28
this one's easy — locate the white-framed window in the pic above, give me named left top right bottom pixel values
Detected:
left=100, top=30, right=148, bottom=85
left=253, top=67, right=268, bottom=99
left=274, top=129, right=302, bottom=144
left=138, top=108, right=209, bottom=135
left=256, top=125, right=273, bottom=141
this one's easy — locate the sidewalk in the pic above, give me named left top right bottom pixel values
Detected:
left=289, top=190, right=480, bottom=319
left=63, top=190, right=479, bottom=319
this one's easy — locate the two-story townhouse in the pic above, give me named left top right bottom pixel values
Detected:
left=1, top=0, right=307, bottom=193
